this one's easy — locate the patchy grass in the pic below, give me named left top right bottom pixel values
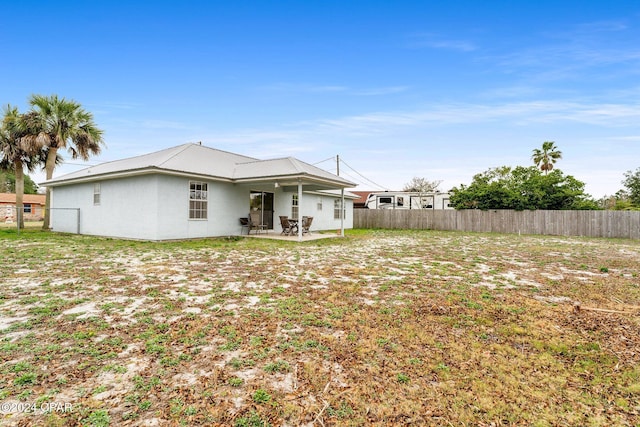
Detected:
left=1, top=228, right=639, bottom=426
left=0, top=221, right=43, bottom=230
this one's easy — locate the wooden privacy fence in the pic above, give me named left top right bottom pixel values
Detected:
left=353, top=209, right=640, bottom=239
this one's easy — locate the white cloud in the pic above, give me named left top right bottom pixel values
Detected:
left=35, top=98, right=639, bottom=200
left=198, top=99, right=640, bottom=151
left=194, top=98, right=640, bottom=197
left=490, top=20, right=640, bottom=81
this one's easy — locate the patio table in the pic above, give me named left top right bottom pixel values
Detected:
left=287, top=218, right=299, bottom=235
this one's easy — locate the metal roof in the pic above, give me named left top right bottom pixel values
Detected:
left=43, top=143, right=356, bottom=189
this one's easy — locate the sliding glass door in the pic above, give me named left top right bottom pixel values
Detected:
left=249, top=191, right=274, bottom=230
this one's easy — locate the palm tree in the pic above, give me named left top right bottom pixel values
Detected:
left=532, top=141, right=562, bottom=175
left=0, top=106, right=43, bottom=229
left=21, top=94, right=104, bottom=229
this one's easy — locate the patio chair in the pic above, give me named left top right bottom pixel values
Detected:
left=301, top=216, right=313, bottom=235
left=248, top=212, right=267, bottom=234
left=279, top=216, right=293, bottom=235
left=239, top=217, right=249, bottom=234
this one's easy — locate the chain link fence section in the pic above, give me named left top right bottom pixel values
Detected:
left=2, top=206, right=80, bottom=235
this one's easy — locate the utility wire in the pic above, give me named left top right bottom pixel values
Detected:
left=338, top=170, right=383, bottom=190
left=338, top=158, right=389, bottom=190
left=64, top=162, right=100, bottom=166
left=312, top=156, right=336, bottom=166
left=337, top=170, right=362, bottom=184
left=311, top=154, right=389, bottom=190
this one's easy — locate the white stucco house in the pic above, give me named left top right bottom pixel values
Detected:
left=42, top=143, right=357, bottom=240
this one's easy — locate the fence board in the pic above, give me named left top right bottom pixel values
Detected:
left=353, top=209, right=640, bottom=240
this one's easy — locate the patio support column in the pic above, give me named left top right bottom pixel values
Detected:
left=297, top=180, right=303, bottom=241
left=340, top=188, right=345, bottom=237
left=337, top=156, right=345, bottom=237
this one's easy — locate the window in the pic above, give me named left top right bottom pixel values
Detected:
left=317, top=197, right=323, bottom=211
left=189, top=181, right=208, bottom=219
left=379, top=197, right=392, bottom=204
left=291, top=194, right=299, bottom=219
left=93, top=183, right=101, bottom=205
left=334, top=199, right=345, bottom=219
left=397, top=196, right=404, bottom=207
left=420, top=196, right=434, bottom=209
left=23, top=204, right=32, bottom=213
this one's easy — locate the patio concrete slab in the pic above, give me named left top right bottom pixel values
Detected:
left=244, top=230, right=342, bottom=241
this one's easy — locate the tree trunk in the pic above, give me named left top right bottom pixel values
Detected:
left=15, top=159, right=25, bottom=229
left=42, top=147, right=58, bottom=230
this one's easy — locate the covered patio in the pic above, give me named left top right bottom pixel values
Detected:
left=234, top=157, right=357, bottom=241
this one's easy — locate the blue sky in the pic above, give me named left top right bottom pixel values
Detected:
left=2, top=1, right=639, bottom=198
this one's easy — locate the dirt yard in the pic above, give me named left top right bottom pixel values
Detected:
left=1, top=229, right=639, bottom=426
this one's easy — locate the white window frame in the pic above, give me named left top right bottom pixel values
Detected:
left=189, top=181, right=208, bottom=220
left=334, top=199, right=345, bottom=219
left=291, top=194, right=299, bottom=219
left=317, top=197, right=323, bottom=211
left=93, top=183, right=101, bottom=206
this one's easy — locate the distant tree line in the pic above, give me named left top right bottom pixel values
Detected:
left=447, top=141, right=633, bottom=211
left=402, top=177, right=442, bottom=192
left=598, top=168, right=640, bottom=210
left=449, top=165, right=599, bottom=210
left=0, top=170, right=38, bottom=194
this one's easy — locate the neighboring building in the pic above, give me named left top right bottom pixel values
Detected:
left=0, top=193, right=46, bottom=222
left=364, top=191, right=453, bottom=210
left=351, top=191, right=382, bottom=209
left=41, top=143, right=357, bottom=240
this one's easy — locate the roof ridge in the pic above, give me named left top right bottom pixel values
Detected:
left=235, top=157, right=307, bottom=174
left=286, top=157, right=307, bottom=173
left=80, top=143, right=191, bottom=171
left=287, top=156, right=306, bottom=164
left=156, top=143, right=194, bottom=167
left=182, top=143, right=260, bottom=162
left=236, top=156, right=294, bottom=165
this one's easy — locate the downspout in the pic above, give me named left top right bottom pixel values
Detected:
left=337, top=155, right=344, bottom=237
left=297, top=179, right=303, bottom=242
left=340, top=188, right=345, bottom=237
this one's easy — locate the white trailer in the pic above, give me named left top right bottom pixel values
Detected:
left=364, top=191, right=453, bottom=210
